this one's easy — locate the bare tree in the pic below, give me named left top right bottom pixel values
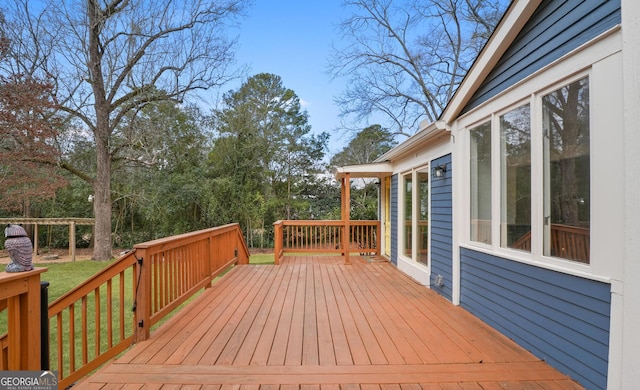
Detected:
left=1, top=0, right=247, bottom=260
left=329, top=0, right=506, bottom=138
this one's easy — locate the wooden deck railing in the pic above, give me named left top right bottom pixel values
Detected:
left=510, top=224, right=589, bottom=263
left=548, top=224, right=590, bottom=263
left=1, top=223, right=249, bottom=389
left=273, top=220, right=380, bottom=264
left=0, top=269, right=47, bottom=371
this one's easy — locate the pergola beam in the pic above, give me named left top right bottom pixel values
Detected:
left=0, top=218, right=95, bottom=225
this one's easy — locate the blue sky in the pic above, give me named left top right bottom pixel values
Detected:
left=229, top=1, right=354, bottom=157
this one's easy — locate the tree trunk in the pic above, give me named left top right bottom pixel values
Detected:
left=89, top=0, right=113, bottom=261
left=93, top=133, right=113, bottom=260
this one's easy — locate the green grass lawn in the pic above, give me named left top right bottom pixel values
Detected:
left=249, top=253, right=275, bottom=264
left=39, top=260, right=117, bottom=303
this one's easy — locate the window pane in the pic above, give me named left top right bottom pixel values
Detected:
left=403, top=173, right=412, bottom=257
left=500, top=104, right=531, bottom=251
left=470, top=122, right=492, bottom=244
left=418, top=169, right=429, bottom=265
left=543, top=77, right=590, bottom=263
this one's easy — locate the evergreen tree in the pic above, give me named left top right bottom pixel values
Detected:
left=209, top=73, right=329, bottom=242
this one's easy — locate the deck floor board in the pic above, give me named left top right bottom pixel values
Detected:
left=74, top=256, right=583, bottom=389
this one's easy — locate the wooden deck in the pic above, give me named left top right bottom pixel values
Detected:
left=75, top=256, right=583, bottom=389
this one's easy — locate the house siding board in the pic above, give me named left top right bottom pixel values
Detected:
left=431, top=192, right=451, bottom=202
left=430, top=211, right=452, bottom=223
left=431, top=225, right=452, bottom=233
left=430, top=243, right=450, bottom=255
left=461, top=256, right=610, bottom=347
left=430, top=154, right=453, bottom=301
left=390, top=174, right=398, bottom=265
left=460, top=248, right=611, bottom=389
left=463, top=0, right=621, bottom=113
left=431, top=231, right=452, bottom=246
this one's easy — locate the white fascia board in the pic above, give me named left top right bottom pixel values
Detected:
left=334, top=161, right=394, bottom=180
left=440, top=0, right=543, bottom=124
left=374, top=120, right=448, bottom=163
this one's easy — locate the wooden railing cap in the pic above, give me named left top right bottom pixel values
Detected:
left=0, top=267, right=47, bottom=282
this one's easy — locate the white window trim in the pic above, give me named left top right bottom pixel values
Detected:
left=461, top=71, right=597, bottom=278
left=452, top=26, right=623, bottom=291
left=493, top=99, right=532, bottom=252
left=398, top=170, right=412, bottom=263
left=398, top=166, right=431, bottom=271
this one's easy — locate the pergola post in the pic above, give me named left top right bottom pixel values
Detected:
left=33, top=224, right=39, bottom=255
left=69, top=221, right=76, bottom=261
left=341, top=173, right=351, bottom=265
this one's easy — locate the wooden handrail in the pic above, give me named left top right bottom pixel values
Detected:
left=0, top=223, right=248, bottom=389
left=0, top=269, right=47, bottom=371
left=273, top=220, right=380, bottom=264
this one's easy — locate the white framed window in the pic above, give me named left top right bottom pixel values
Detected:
left=466, top=74, right=590, bottom=265
left=470, top=122, right=492, bottom=244
left=542, top=77, right=590, bottom=263
left=500, top=103, right=531, bottom=251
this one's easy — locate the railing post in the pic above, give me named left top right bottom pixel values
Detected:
left=205, top=236, right=213, bottom=288
left=376, top=221, right=382, bottom=256
left=0, top=269, right=46, bottom=370
left=40, top=281, right=50, bottom=370
left=273, top=221, right=282, bottom=265
left=133, top=247, right=151, bottom=342
left=341, top=174, right=351, bottom=265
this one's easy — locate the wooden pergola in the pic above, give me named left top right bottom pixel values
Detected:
left=0, top=217, right=95, bottom=261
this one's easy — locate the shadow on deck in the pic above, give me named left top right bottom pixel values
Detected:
left=75, top=256, right=583, bottom=389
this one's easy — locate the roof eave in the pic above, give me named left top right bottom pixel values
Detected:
left=374, top=119, right=449, bottom=162
left=440, top=0, right=543, bottom=123
left=337, top=1, right=542, bottom=178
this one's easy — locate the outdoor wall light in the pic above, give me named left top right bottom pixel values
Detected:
left=433, top=164, right=447, bottom=178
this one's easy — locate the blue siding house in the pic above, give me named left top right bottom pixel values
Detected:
left=335, top=0, right=640, bottom=388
